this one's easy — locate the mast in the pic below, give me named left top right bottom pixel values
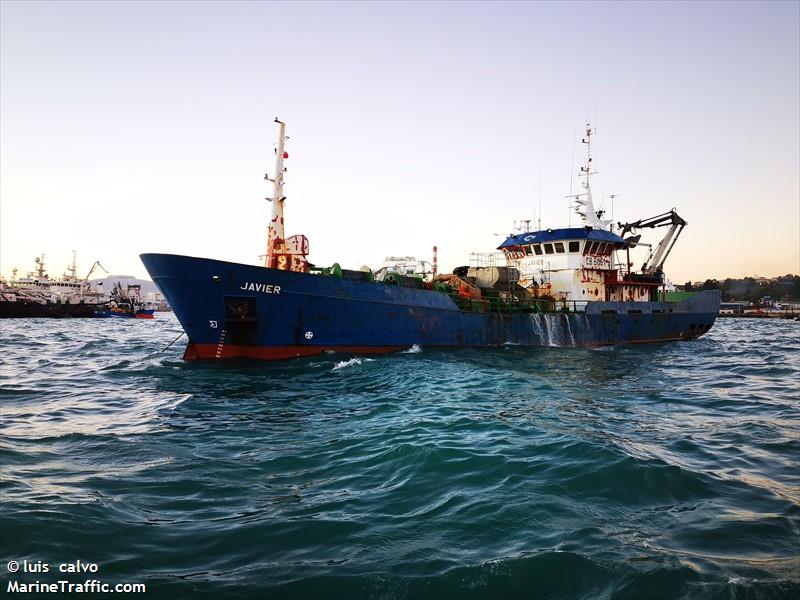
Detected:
left=581, top=123, right=595, bottom=191
left=69, top=250, right=78, bottom=280
left=35, top=254, right=46, bottom=279
left=538, top=167, right=542, bottom=231
left=265, top=118, right=288, bottom=268
left=573, top=123, right=603, bottom=229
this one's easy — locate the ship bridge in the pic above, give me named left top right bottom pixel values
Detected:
left=498, top=227, right=661, bottom=303
left=494, top=122, right=680, bottom=305
left=499, top=227, right=625, bottom=252
left=498, top=228, right=625, bottom=269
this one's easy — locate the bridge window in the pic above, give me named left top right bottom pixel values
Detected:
left=544, top=243, right=554, bottom=255
left=568, top=241, right=580, bottom=252
left=554, top=242, right=565, bottom=253
left=523, top=245, right=532, bottom=256
left=533, top=245, right=543, bottom=255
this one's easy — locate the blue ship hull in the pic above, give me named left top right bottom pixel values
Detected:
left=140, top=253, right=720, bottom=361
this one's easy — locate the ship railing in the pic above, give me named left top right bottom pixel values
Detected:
left=469, top=252, right=509, bottom=268
left=450, top=294, right=592, bottom=314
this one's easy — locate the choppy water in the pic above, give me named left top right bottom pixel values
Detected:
left=1, top=315, right=798, bottom=599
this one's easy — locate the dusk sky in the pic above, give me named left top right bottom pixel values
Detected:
left=1, top=1, right=798, bottom=283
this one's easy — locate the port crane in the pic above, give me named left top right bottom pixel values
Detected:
left=618, top=210, right=686, bottom=276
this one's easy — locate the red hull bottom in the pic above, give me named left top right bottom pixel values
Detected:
left=183, top=342, right=407, bottom=361
left=181, top=335, right=692, bottom=361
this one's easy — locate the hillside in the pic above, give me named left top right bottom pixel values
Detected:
left=90, top=275, right=161, bottom=296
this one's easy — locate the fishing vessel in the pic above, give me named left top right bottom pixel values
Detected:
left=141, top=120, right=719, bottom=361
left=93, top=282, right=155, bottom=319
left=0, top=254, right=108, bottom=318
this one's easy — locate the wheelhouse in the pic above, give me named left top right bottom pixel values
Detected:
left=498, top=227, right=662, bottom=303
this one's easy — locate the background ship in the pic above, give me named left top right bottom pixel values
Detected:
left=0, top=254, right=108, bottom=318
left=141, top=120, right=720, bottom=361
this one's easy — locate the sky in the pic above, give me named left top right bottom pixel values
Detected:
left=1, top=0, right=798, bottom=283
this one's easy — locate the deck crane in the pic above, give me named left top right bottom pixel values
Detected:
left=618, top=209, right=687, bottom=276
left=84, top=260, right=109, bottom=281
left=81, top=261, right=109, bottom=298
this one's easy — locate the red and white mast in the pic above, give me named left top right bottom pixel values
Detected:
left=265, top=118, right=288, bottom=268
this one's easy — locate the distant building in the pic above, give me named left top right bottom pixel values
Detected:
left=753, top=276, right=778, bottom=285
left=145, top=291, right=170, bottom=311
left=720, top=302, right=746, bottom=315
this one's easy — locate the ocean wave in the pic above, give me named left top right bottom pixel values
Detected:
left=1, top=316, right=798, bottom=598
left=332, top=357, right=374, bottom=371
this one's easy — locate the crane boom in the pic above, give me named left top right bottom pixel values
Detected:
left=84, top=261, right=109, bottom=281
left=81, top=261, right=110, bottom=299
left=618, top=209, right=687, bottom=275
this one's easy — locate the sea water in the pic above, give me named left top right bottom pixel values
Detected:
left=1, top=316, right=798, bottom=599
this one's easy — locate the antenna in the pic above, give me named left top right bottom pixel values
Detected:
left=609, top=194, right=621, bottom=224
left=69, top=250, right=78, bottom=280
left=568, top=128, right=576, bottom=227
left=538, top=166, right=542, bottom=231
left=594, top=103, right=599, bottom=133
left=513, top=220, right=531, bottom=233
